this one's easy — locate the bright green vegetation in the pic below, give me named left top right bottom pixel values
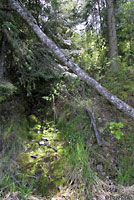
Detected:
left=57, top=110, right=97, bottom=199
left=0, top=115, right=67, bottom=198
left=104, top=122, right=124, bottom=140
left=17, top=120, right=66, bottom=195
left=0, top=102, right=98, bottom=199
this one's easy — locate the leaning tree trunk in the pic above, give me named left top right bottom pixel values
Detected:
left=9, top=0, right=134, bottom=118
left=106, top=0, right=119, bottom=71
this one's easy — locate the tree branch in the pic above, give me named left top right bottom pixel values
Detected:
left=83, top=104, right=102, bottom=146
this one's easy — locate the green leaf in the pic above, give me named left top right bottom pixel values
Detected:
left=116, top=135, right=121, bottom=140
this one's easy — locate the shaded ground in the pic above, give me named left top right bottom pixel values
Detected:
left=1, top=91, right=134, bottom=200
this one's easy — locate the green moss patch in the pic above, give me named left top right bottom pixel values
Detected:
left=17, top=121, right=67, bottom=196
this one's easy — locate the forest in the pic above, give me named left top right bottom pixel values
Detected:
left=0, top=0, right=134, bottom=199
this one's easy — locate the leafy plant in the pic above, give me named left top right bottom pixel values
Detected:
left=104, top=122, right=124, bottom=140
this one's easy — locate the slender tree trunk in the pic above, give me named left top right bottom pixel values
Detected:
left=106, top=0, right=119, bottom=71
left=0, top=31, right=7, bottom=81
left=97, top=0, right=103, bottom=31
left=8, top=0, right=134, bottom=118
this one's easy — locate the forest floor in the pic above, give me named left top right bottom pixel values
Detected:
left=1, top=76, right=134, bottom=200
left=2, top=113, right=134, bottom=200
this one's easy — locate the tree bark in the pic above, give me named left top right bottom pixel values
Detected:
left=0, top=31, right=7, bottom=81
left=106, top=0, right=119, bottom=71
left=8, top=0, right=134, bottom=119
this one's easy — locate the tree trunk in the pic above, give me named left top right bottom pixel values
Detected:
left=8, top=0, right=134, bottom=118
left=0, top=31, right=7, bottom=81
left=106, top=0, right=119, bottom=71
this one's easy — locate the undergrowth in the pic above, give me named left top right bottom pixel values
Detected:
left=57, top=110, right=98, bottom=199
left=1, top=66, right=134, bottom=199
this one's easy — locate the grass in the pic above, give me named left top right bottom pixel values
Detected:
left=0, top=173, right=34, bottom=199
left=57, top=110, right=97, bottom=199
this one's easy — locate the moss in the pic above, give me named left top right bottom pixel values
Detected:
left=28, top=115, right=39, bottom=127
left=119, top=91, right=128, bottom=100
left=16, top=121, right=67, bottom=195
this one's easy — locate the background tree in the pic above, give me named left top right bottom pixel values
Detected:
left=78, top=0, right=119, bottom=72
left=106, top=0, right=119, bottom=71
left=0, top=31, right=7, bottom=80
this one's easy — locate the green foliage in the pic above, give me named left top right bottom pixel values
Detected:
left=0, top=0, right=64, bottom=98
left=28, top=114, right=39, bottom=127
left=0, top=125, right=31, bottom=198
left=0, top=173, right=15, bottom=197
left=117, top=130, right=134, bottom=185
left=72, top=30, right=107, bottom=78
left=0, top=82, right=16, bottom=102
left=17, top=174, right=34, bottom=198
left=116, top=156, right=134, bottom=186
left=0, top=173, right=34, bottom=198
left=7, top=33, right=61, bottom=96
left=104, top=122, right=124, bottom=140
left=117, top=0, right=134, bottom=65
left=1, top=0, right=134, bottom=196
left=121, top=130, right=134, bottom=152
left=102, top=66, right=134, bottom=104
left=57, top=110, right=97, bottom=198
